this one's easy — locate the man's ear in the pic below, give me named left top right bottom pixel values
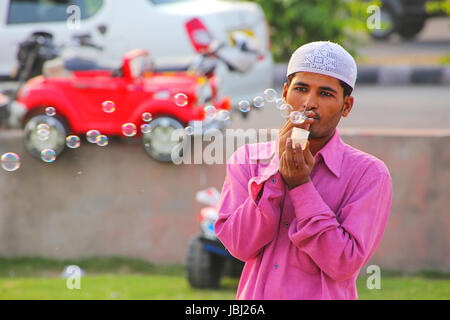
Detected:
left=282, top=82, right=289, bottom=100
left=342, top=95, right=354, bottom=118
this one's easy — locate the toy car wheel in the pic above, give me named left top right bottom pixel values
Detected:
left=142, top=116, right=186, bottom=162
left=186, top=234, right=224, bottom=289
left=23, top=114, right=68, bottom=160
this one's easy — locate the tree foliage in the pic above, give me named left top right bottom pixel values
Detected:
left=250, top=0, right=377, bottom=62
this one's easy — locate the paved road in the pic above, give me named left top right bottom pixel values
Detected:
left=358, top=17, right=450, bottom=65
left=228, top=85, right=450, bottom=131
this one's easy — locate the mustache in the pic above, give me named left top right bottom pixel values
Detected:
left=306, top=111, right=320, bottom=120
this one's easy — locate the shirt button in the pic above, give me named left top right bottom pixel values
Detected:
left=274, top=264, right=278, bottom=269
left=284, top=222, right=290, bottom=228
left=271, top=178, right=277, bottom=183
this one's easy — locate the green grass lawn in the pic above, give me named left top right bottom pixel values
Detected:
left=0, top=257, right=449, bottom=300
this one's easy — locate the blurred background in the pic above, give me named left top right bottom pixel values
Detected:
left=0, top=0, right=449, bottom=299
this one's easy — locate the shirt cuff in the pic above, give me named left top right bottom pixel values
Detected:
left=248, top=171, right=284, bottom=203
left=288, top=181, right=331, bottom=220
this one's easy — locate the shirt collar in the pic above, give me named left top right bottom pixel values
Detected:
left=314, top=128, right=345, bottom=178
left=247, top=128, right=345, bottom=179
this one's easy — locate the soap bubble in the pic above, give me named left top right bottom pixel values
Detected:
left=66, top=135, right=80, bottom=149
left=96, top=135, right=108, bottom=147
left=275, top=98, right=284, bottom=110
left=216, top=109, right=231, bottom=121
left=142, top=112, right=153, bottom=122
left=264, top=88, right=277, bottom=102
left=204, top=105, right=217, bottom=119
left=121, top=123, right=137, bottom=137
left=280, top=103, right=293, bottom=119
left=37, top=123, right=51, bottom=141
left=45, top=107, right=56, bottom=117
left=41, top=148, right=56, bottom=163
left=238, top=100, right=251, bottom=113
left=102, top=101, right=116, bottom=113
left=174, top=93, right=188, bottom=107
left=141, top=123, right=152, bottom=134
left=1, top=152, right=20, bottom=172
left=86, top=130, right=101, bottom=143
left=290, top=111, right=306, bottom=124
left=253, top=96, right=264, bottom=108
left=185, top=126, right=194, bottom=136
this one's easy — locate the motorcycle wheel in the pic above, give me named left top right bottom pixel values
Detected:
left=186, top=234, right=224, bottom=289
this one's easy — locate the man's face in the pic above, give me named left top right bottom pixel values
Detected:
left=282, top=72, right=354, bottom=139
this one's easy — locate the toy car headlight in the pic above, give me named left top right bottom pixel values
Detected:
left=196, top=83, right=212, bottom=105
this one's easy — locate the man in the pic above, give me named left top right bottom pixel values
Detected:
left=215, top=41, right=392, bottom=300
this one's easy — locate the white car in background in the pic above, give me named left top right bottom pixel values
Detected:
left=0, top=0, right=273, bottom=108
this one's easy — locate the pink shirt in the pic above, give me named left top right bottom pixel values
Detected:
left=215, top=129, right=392, bottom=300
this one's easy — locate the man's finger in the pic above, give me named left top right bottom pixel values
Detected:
left=285, top=138, right=295, bottom=168
left=295, top=142, right=306, bottom=167
left=303, top=141, right=315, bottom=167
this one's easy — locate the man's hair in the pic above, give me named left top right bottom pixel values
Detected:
left=287, top=73, right=353, bottom=98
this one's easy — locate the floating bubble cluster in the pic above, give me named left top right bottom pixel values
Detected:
left=238, top=88, right=282, bottom=114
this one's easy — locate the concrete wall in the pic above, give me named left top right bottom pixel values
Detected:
left=0, top=128, right=449, bottom=272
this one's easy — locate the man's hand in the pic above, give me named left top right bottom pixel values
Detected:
left=279, top=138, right=315, bottom=190
left=277, top=110, right=315, bottom=157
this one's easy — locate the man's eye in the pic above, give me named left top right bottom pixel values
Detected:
left=295, top=87, right=307, bottom=92
left=321, top=91, right=333, bottom=97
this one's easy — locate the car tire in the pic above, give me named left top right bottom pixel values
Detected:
left=397, top=19, right=426, bottom=40
left=142, top=116, right=187, bottom=163
left=23, top=114, right=68, bottom=160
left=369, top=5, right=396, bottom=41
left=186, top=234, right=224, bottom=289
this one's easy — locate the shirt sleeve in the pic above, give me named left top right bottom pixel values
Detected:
left=287, top=165, right=392, bottom=281
left=214, top=146, right=284, bottom=261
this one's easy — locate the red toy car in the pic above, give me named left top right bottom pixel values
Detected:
left=13, top=49, right=231, bottom=162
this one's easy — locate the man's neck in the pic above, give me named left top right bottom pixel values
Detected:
left=308, top=130, right=336, bottom=157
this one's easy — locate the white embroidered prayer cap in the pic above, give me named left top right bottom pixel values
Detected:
left=287, top=41, right=357, bottom=89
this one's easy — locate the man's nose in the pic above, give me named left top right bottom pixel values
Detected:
left=303, top=92, right=318, bottom=111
